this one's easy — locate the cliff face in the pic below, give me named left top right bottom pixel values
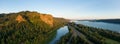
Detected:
left=15, top=12, right=54, bottom=26
left=16, top=15, right=26, bottom=23
left=40, top=14, right=53, bottom=26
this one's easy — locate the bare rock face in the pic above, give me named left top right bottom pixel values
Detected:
left=15, top=13, right=53, bottom=26
left=16, top=15, right=26, bottom=23
left=40, top=14, right=53, bottom=26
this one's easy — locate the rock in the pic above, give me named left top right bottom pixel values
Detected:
left=16, top=15, right=26, bottom=23
left=40, top=14, right=53, bottom=26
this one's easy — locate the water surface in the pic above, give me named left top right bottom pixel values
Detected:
left=75, top=21, right=120, bottom=33
left=49, top=26, right=69, bottom=44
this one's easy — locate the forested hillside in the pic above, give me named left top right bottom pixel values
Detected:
left=0, top=11, right=68, bottom=44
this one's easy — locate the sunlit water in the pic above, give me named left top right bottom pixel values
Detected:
left=49, top=26, right=69, bottom=44
left=75, top=21, right=120, bottom=33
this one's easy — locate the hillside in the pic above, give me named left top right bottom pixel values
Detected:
left=0, top=11, right=68, bottom=44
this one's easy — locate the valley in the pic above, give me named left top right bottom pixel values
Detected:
left=0, top=11, right=120, bottom=44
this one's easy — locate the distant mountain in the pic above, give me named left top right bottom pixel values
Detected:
left=93, top=19, right=120, bottom=24
left=0, top=11, right=68, bottom=44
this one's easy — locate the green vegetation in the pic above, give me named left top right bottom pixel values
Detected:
left=58, top=22, right=120, bottom=44
left=1, top=11, right=119, bottom=44
left=0, top=11, right=68, bottom=44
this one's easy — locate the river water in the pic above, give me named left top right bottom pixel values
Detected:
left=74, top=21, right=120, bottom=33
left=49, top=26, right=69, bottom=44
left=49, top=21, right=120, bottom=44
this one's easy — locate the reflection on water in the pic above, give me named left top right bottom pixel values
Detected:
left=75, top=21, right=120, bottom=33
left=49, top=26, right=69, bottom=44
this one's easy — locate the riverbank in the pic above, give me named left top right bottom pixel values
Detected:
left=57, top=23, right=120, bottom=44
left=49, top=26, right=69, bottom=44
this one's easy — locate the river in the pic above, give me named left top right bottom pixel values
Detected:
left=74, top=21, right=120, bottom=33
left=49, top=21, right=120, bottom=44
left=49, top=26, right=69, bottom=44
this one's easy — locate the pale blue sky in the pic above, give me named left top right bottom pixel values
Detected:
left=0, top=0, right=120, bottom=19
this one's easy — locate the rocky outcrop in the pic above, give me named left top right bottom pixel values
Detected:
left=15, top=11, right=54, bottom=26
left=40, top=14, right=53, bottom=26
left=16, top=15, right=26, bottom=23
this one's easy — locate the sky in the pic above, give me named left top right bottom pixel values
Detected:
left=0, top=0, right=120, bottom=19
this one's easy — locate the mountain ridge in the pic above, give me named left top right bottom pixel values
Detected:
left=0, top=11, right=56, bottom=26
left=0, top=11, right=68, bottom=44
